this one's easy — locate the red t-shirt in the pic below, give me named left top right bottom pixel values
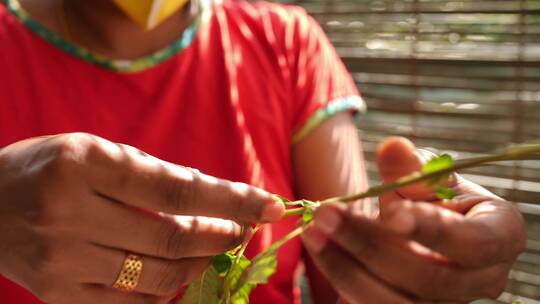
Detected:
left=0, top=0, right=364, bottom=303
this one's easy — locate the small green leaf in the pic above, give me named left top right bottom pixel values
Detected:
left=243, top=251, right=277, bottom=285
left=302, top=209, right=314, bottom=224
left=224, top=226, right=304, bottom=303
left=179, top=265, right=222, bottom=304
left=275, top=195, right=304, bottom=207
left=512, top=300, right=524, bottom=304
left=274, top=195, right=290, bottom=203
left=436, top=187, right=455, bottom=200
left=212, top=253, right=234, bottom=276
left=228, top=251, right=277, bottom=304
left=301, top=199, right=318, bottom=207
left=422, top=154, right=454, bottom=174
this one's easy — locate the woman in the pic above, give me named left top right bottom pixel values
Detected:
left=0, top=0, right=526, bottom=303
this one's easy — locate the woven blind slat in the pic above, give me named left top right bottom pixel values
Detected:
left=287, top=0, right=540, bottom=301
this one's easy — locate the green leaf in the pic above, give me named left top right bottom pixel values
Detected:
left=229, top=250, right=278, bottom=304
left=212, top=254, right=235, bottom=276
left=243, top=251, right=277, bottom=285
left=436, top=187, right=456, bottom=200
left=422, top=154, right=454, bottom=174
left=274, top=195, right=290, bottom=203
left=421, top=154, right=454, bottom=186
left=230, top=283, right=255, bottom=304
left=179, top=265, right=222, bottom=304
left=224, top=226, right=305, bottom=304
left=301, top=199, right=318, bottom=207
left=302, top=208, right=314, bottom=224
left=222, top=255, right=251, bottom=303
left=512, top=300, right=524, bottom=304
left=274, top=195, right=303, bottom=207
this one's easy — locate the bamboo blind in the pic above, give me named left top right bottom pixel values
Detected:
left=282, top=0, right=540, bottom=302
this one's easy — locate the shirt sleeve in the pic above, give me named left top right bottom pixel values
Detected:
left=287, top=8, right=366, bottom=144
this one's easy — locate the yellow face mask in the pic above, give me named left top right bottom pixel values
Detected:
left=112, top=0, right=190, bottom=31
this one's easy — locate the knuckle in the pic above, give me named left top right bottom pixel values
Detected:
left=53, top=133, right=97, bottom=167
left=225, top=182, right=257, bottom=221
left=230, top=184, right=250, bottom=218
left=161, top=169, right=196, bottom=212
left=25, top=135, right=101, bottom=226
left=82, top=135, right=119, bottom=169
left=39, top=133, right=97, bottom=180
left=155, top=221, right=188, bottom=259
left=42, top=144, right=78, bottom=176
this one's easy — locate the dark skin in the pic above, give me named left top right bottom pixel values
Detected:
left=302, top=138, right=526, bottom=303
left=0, top=133, right=284, bottom=303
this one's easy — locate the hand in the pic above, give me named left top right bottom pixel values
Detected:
left=0, top=133, right=284, bottom=304
left=302, top=137, right=526, bottom=304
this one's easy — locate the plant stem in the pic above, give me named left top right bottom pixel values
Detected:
left=260, top=225, right=305, bottom=254
left=284, top=205, right=316, bottom=217
left=222, top=224, right=261, bottom=303
left=218, top=142, right=540, bottom=304
left=283, top=143, right=540, bottom=217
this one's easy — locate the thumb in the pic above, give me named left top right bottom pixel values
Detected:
left=376, top=136, right=456, bottom=202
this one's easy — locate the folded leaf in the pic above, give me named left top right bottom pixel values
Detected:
left=213, top=253, right=235, bottom=276
left=243, top=251, right=277, bottom=285
left=422, top=154, right=454, bottom=174
left=222, top=255, right=251, bottom=303
left=274, top=195, right=290, bottom=203
left=302, top=208, right=314, bottom=223
left=436, top=187, right=456, bottom=200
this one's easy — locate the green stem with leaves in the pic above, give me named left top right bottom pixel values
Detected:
left=284, top=142, right=540, bottom=217
left=180, top=142, right=540, bottom=304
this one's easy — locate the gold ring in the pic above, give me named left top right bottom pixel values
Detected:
left=112, top=254, right=143, bottom=292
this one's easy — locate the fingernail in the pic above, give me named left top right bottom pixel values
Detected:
left=384, top=211, right=416, bottom=235
left=302, top=226, right=328, bottom=252
left=261, top=202, right=285, bottom=222
left=313, top=207, right=342, bottom=235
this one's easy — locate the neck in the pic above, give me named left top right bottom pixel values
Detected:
left=22, top=0, right=196, bottom=59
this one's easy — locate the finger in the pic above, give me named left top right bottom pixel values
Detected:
left=84, top=246, right=209, bottom=297
left=381, top=199, right=525, bottom=267
left=77, top=285, right=171, bottom=304
left=310, top=204, right=511, bottom=300
left=81, top=138, right=284, bottom=223
left=75, top=195, right=249, bottom=259
left=302, top=226, right=413, bottom=304
left=34, top=239, right=210, bottom=297
left=376, top=137, right=457, bottom=202
left=380, top=177, right=501, bottom=216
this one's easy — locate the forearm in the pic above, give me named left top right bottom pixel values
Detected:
left=292, top=113, right=371, bottom=304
